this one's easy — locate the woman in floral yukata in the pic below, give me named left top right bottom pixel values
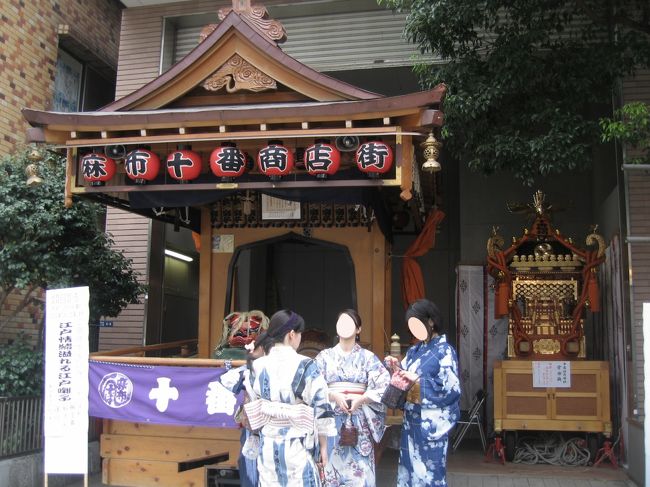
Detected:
left=247, top=309, right=337, bottom=486
left=385, top=299, right=461, bottom=487
left=315, top=309, right=390, bottom=487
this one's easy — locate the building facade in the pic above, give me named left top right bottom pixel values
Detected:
left=9, top=0, right=650, bottom=484
left=0, top=0, right=122, bottom=345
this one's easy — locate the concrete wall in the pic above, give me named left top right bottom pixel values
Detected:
left=0, top=442, right=100, bottom=487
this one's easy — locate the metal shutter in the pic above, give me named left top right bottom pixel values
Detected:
left=173, top=9, right=438, bottom=71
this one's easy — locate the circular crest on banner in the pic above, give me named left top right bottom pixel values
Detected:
left=98, top=372, right=134, bottom=408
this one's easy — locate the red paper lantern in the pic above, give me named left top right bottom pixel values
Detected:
left=305, top=140, right=340, bottom=179
left=257, top=140, right=294, bottom=180
left=166, top=149, right=202, bottom=181
left=124, top=149, right=160, bottom=184
left=356, top=140, right=393, bottom=177
left=210, top=142, right=246, bottom=181
left=80, top=153, right=117, bottom=186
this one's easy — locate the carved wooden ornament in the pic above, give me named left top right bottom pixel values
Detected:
left=200, top=0, right=286, bottom=45
left=202, top=54, right=276, bottom=93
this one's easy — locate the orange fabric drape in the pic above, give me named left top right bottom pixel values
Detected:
left=401, top=209, right=446, bottom=308
left=191, top=231, right=201, bottom=252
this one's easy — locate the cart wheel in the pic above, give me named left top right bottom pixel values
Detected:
left=587, top=433, right=600, bottom=464
left=504, top=431, right=516, bottom=462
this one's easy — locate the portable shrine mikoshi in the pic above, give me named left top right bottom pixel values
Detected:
left=487, top=191, right=611, bottom=461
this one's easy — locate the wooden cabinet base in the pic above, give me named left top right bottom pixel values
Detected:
left=101, top=420, right=241, bottom=487
left=493, top=360, right=612, bottom=437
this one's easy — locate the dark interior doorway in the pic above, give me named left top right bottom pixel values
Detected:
left=226, top=233, right=356, bottom=344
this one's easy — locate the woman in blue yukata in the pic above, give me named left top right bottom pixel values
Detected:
left=386, top=299, right=461, bottom=486
left=315, top=309, right=390, bottom=487
left=247, top=309, right=337, bottom=486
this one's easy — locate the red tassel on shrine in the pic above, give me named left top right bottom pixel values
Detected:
left=587, top=272, right=601, bottom=312
left=495, top=281, right=510, bottom=318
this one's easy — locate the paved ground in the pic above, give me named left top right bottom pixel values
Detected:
left=65, top=439, right=637, bottom=487
left=377, top=448, right=636, bottom=487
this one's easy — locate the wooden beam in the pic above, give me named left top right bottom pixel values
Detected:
left=198, top=207, right=213, bottom=358
left=90, top=356, right=247, bottom=367
left=64, top=148, right=74, bottom=208
left=400, top=134, right=413, bottom=201
left=63, top=126, right=420, bottom=147
left=71, top=177, right=402, bottom=195
left=371, top=224, right=387, bottom=355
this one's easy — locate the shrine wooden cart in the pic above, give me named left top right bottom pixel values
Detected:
left=23, top=3, right=444, bottom=485
left=487, top=191, right=611, bottom=461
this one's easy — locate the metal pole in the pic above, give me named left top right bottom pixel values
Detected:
left=626, top=236, right=650, bottom=244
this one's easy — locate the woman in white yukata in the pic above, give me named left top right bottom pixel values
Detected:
left=218, top=341, right=267, bottom=487
left=315, top=310, right=390, bottom=487
left=247, top=309, right=337, bottom=486
left=385, top=299, right=461, bottom=487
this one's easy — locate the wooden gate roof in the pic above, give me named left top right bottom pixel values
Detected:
left=21, top=2, right=446, bottom=228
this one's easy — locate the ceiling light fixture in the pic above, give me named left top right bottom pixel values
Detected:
left=164, top=249, right=193, bottom=262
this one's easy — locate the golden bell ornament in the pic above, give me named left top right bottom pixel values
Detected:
left=25, top=163, right=43, bottom=186
left=420, top=132, right=442, bottom=173
left=28, top=147, right=43, bottom=162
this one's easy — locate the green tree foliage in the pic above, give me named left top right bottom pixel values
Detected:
left=600, top=101, right=650, bottom=164
left=380, top=0, right=650, bottom=185
left=0, top=147, right=144, bottom=334
left=0, top=335, right=43, bottom=397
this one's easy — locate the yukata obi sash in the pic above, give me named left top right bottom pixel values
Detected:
left=328, top=381, right=367, bottom=395
left=244, top=398, right=317, bottom=446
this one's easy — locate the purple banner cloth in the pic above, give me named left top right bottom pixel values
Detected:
left=88, top=360, right=241, bottom=428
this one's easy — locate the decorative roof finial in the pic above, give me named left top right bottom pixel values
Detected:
left=200, top=0, right=286, bottom=44
left=532, top=190, right=546, bottom=215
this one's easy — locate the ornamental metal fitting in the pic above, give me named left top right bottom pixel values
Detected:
left=25, top=163, right=43, bottom=186
left=420, top=131, right=442, bottom=173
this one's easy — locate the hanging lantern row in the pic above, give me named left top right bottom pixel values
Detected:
left=80, top=139, right=394, bottom=186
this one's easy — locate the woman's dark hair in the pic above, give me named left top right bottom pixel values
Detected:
left=254, top=309, right=305, bottom=352
left=405, top=299, right=444, bottom=338
left=339, top=309, right=362, bottom=342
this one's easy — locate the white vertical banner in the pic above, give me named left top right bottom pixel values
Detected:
left=643, top=303, right=650, bottom=485
left=44, top=286, right=90, bottom=474
left=485, top=273, right=508, bottom=430
left=456, top=266, right=484, bottom=411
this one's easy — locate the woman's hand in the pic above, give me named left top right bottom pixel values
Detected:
left=318, top=435, right=329, bottom=467
left=349, top=395, right=368, bottom=413
left=329, top=391, right=350, bottom=413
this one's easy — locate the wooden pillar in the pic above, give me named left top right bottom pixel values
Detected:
left=198, top=207, right=213, bottom=358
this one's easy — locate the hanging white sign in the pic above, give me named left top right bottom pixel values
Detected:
left=261, top=194, right=301, bottom=220
left=532, top=361, right=571, bottom=388
left=44, top=286, right=90, bottom=474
